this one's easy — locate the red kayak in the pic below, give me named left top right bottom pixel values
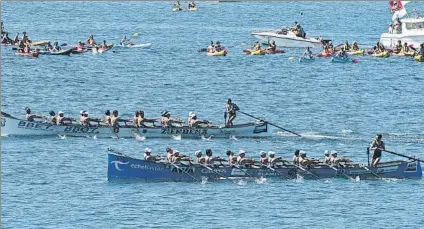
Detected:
left=15, top=52, right=39, bottom=57
left=317, top=51, right=333, bottom=57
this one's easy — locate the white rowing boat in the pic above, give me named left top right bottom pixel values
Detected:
left=1, top=112, right=271, bottom=138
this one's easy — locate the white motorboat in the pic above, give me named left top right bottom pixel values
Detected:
left=251, top=28, right=325, bottom=48
left=380, top=1, right=424, bottom=48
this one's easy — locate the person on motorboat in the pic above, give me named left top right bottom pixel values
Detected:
left=343, top=41, right=351, bottom=51
left=351, top=41, right=360, bottom=51
left=144, top=148, right=161, bottom=162
left=87, top=34, right=97, bottom=45
left=104, top=110, right=111, bottom=125
left=336, top=47, right=348, bottom=58
left=195, top=150, right=206, bottom=164
left=259, top=151, right=268, bottom=165
left=236, top=150, right=255, bottom=167
left=267, top=40, right=277, bottom=51
left=402, top=42, right=410, bottom=54
left=25, top=107, right=45, bottom=122
left=394, top=40, right=402, bottom=54
left=226, top=98, right=239, bottom=127
left=226, top=150, right=236, bottom=165
left=394, top=17, right=402, bottom=34
left=56, top=111, right=74, bottom=125
left=188, top=1, right=196, bottom=9
left=303, top=47, right=313, bottom=59
left=292, top=150, right=300, bottom=165
left=49, top=111, right=57, bottom=124
left=294, top=24, right=306, bottom=38
left=290, top=21, right=299, bottom=31
left=370, top=134, right=385, bottom=167
left=388, top=23, right=394, bottom=34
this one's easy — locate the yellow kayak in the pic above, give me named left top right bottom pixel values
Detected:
left=347, top=49, right=365, bottom=55
left=372, top=51, right=390, bottom=58
left=250, top=49, right=266, bottom=55
left=30, top=40, right=49, bottom=46
left=207, top=50, right=227, bottom=56
left=414, top=55, right=424, bottom=62
left=392, top=52, right=415, bottom=57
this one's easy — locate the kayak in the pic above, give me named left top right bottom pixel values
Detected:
left=347, top=49, right=365, bottom=55
left=250, top=49, right=266, bottom=55
left=188, top=7, right=198, bottom=11
left=298, top=56, right=314, bottom=63
left=414, top=55, right=424, bottom=62
left=117, top=43, right=152, bottom=48
left=30, top=40, right=49, bottom=46
left=39, top=48, right=73, bottom=55
left=207, top=50, right=227, bottom=56
left=71, top=47, right=88, bottom=54
left=173, top=8, right=184, bottom=11
left=93, top=44, right=114, bottom=54
left=265, top=49, right=284, bottom=54
left=15, top=51, right=39, bottom=57
left=317, top=51, right=333, bottom=57
left=372, top=51, right=390, bottom=58
left=392, top=52, right=415, bottom=57
left=331, top=56, right=352, bottom=63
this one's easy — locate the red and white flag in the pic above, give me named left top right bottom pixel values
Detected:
left=391, top=1, right=410, bottom=21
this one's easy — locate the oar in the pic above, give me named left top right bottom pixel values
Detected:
left=110, top=126, right=120, bottom=139
left=233, top=164, right=257, bottom=180
left=329, top=165, right=355, bottom=180
left=171, top=163, right=200, bottom=182
left=224, top=111, right=227, bottom=126
left=383, top=149, right=424, bottom=163
left=238, top=111, right=302, bottom=137
left=292, top=164, right=321, bottom=180
left=362, top=166, right=381, bottom=179
left=199, top=164, right=234, bottom=182
left=258, top=162, right=291, bottom=179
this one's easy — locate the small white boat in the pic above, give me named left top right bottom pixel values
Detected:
left=0, top=112, right=271, bottom=138
left=251, top=28, right=324, bottom=48
left=117, top=43, right=152, bottom=48
left=380, top=1, right=424, bottom=48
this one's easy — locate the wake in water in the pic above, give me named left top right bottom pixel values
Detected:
left=255, top=177, right=267, bottom=184
left=201, top=135, right=214, bottom=141
left=57, top=134, right=67, bottom=140
left=201, top=177, right=208, bottom=184
left=229, top=135, right=238, bottom=141
left=295, top=174, right=304, bottom=183
left=171, top=135, right=182, bottom=141
left=134, top=134, right=146, bottom=141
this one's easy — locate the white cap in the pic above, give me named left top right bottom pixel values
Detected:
left=189, top=112, right=194, bottom=117
left=173, top=150, right=180, bottom=155
left=331, top=150, right=338, bottom=156
left=58, top=111, right=64, bottom=114
left=324, top=150, right=329, bottom=155
left=191, top=113, right=196, bottom=117
left=80, top=110, right=84, bottom=115
left=238, top=150, right=246, bottom=155
left=259, top=151, right=266, bottom=156
left=144, top=147, right=152, bottom=153
left=268, top=151, right=275, bottom=155
left=195, top=150, right=202, bottom=156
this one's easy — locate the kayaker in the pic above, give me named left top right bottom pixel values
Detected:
left=207, top=41, right=215, bottom=53
left=174, top=1, right=182, bottom=10
left=1, top=33, right=12, bottom=44
left=343, top=41, right=351, bottom=51
left=87, top=35, right=96, bottom=45
left=226, top=98, right=239, bottom=127
left=402, top=42, right=410, bottom=53
left=327, top=41, right=334, bottom=51
left=394, top=40, right=402, bottom=54
left=25, top=107, right=45, bottom=122
left=267, top=40, right=276, bottom=51
left=226, top=150, right=236, bottom=165
left=352, top=41, right=360, bottom=51
left=17, top=40, right=25, bottom=52
left=52, top=42, right=61, bottom=51
left=77, top=41, right=85, bottom=49
left=46, top=42, right=54, bottom=51
left=21, top=32, right=31, bottom=44
left=195, top=150, right=206, bottom=164
left=23, top=44, right=31, bottom=53
left=188, top=1, right=196, bottom=9
left=215, top=41, right=222, bottom=52
left=336, top=47, right=348, bottom=58
left=292, top=150, right=300, bottom=164
left=120, top=36, right=129, bottom=45
left=377, top=42, right=385, bottom=53
left=419, top=43, right=424, bottom=56
left=303, top=47, right=313, bottom=59
left=370, top=134, right=385, bottom=167
left=259, top=151, right=268, bottom=165
left=13, top=33, right=19, bottom=44
left=144, top=148, right=161, bottom=162
left=104, top=110, right=111, bottom=125
left=49, top=111, right=57, bottom=124
left=101, top=40, right=108, bottom=49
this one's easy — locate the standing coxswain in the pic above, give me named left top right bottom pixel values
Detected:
left=370, top=134, right=385, bottom=167
left=225, top=99, right=239, bottom=127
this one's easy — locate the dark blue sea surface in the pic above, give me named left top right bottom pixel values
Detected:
left=2, top=1, right=424, bottom=228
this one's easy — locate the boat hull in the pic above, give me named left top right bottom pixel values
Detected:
left=380, top=33, right=424, bottom=48
left=108, top=153, right=422, bottom=181
left=251, top=31, right=322, bottom=48
left=1, top=112, right=271, bottom=138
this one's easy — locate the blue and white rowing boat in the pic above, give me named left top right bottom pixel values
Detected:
left=108, top=152, right=422, bottom=181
